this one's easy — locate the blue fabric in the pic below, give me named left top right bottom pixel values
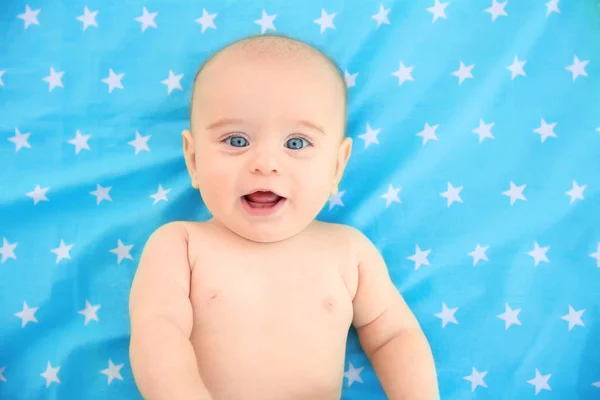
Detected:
left=1, top=1, right=599, bottom=399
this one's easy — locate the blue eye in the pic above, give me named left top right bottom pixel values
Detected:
left=225, top=136, right=248, bottom=147
left=285, top=137, right=310, bottom=150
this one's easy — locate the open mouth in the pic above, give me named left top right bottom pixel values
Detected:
left=241, top=190, right=286, bottom=215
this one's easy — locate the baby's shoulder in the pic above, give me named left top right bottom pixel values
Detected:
left=310, top=220, right=371, bottom=253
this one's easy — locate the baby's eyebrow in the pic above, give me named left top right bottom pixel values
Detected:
left=205, top=118, right=326, bottom=135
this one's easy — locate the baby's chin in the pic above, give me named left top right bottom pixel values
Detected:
left=227, top=219, right=308, bottom=244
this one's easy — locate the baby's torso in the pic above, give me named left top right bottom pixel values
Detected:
left=185, top=221, right=359, bottom=400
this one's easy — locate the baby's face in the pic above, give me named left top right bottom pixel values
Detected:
left=184, top=51, right=351, bottom=243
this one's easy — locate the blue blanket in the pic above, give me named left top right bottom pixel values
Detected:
left=1, top=1, right=599, bottom=399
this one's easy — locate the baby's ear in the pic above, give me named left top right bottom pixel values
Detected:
left=332, top=137, right=352, bottom=190
left=181, top=130, right=198, bottom=188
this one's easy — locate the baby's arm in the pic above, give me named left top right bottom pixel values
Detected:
left=129, top=222, right=212, bottom=400
left=350, top=228, right=439, bottom=400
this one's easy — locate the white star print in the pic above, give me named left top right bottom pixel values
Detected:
left=51, top=240, right=74, bottom=264
left=546, top=0, right=560, bottom=16
left=358, top=123, right=381, bottom=149
left=0, top=238, right=18, bottom=263
left=485, top=0, right=508, bottom=22
left=78, top=300, right=101, bottom=326
left=110, top=239, right=134, bottom=264
left=381, top=184, right=401, bottom=208
left=15, top=302, right=38, bottom=328
left=0, top=70, right=5, bottom=86
left=8, top=128, right=32, bottom=152
left=129, top=131, right=151, bottom=154
left=135, top=7, right=158, bottom=32
left=507, top=56, right=527, bottom=79
left=407, top=245, right=431, bottom=270
left=100, top=359, right=124, bottom=385
left=150, top=184, right=171, bottom=205
left=255, top=9, right=276, bottom=34
left=528, top=241, right=550, bottom=267
left=527, top=369, right=551, bottom=395
left=590, top=243, right=600, bottom=268
left=42, top=67, right=64, bottom=92
left=472, top=119, right=495, bottom=143
left=497, top=303, right=521, bottom=330
left=565, top=180, right=586, bottom=204
left=565, top=56, right=589, bottom=80
left=372, top=4, right=391, bottom=28
left=560, top=305, right=584, bottom=331
left=161, top=70, right=183, bottom=95
left=90, top=184, right=112, bottom=205
left=344, top=363, right=363, bottom=387
left=533, top=119, right=557, bottom=143
left=68, top=130, right=91, bottom=154
left=427, top=0, right=449, bottom=23
left=468, top=244, right=490, bottom=266
left=76, top=6, right=98, bottom=31
left=26, top=185, right=50, bottom=205
left=417, top=122, right=439, bottom=145
left=17, top=5, right=40, bottom=29
left=0, top=366, right=5, bottom=382
left=440, top=182, right=463, bottom=207
left=195, top=9, right=217, bottom=33
left=314, top=9, right=336, bottom=34
left=41, top=362, right=61, bottom=388
left=452, top=61, right=474, bottom=84
left=502, top=181, right=526, bottom=205
left=464, top=367, right=488, bottom=392
left=392, top=61, right=414, bottom=86
left=328, top=191, right=345, bottom=210
left=102, top=69, right=125, bottom=93
left=344, top=70, right=358, bottom=88
left=435, top=303, right=458, bottom=328
left=593, top=381, right=600, bottom=388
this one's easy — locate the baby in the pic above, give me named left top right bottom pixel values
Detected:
left=128, top=34, right=439, bottom=400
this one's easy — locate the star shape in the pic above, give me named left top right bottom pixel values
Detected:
left=527, top=369, right=551, bottom=395
left=17, top=5, right=41, bottom=29
left=344, top=363, right=363, bottom=387
left=15, top=301, right=38, bottom=328
left=76, top=6, right=98, bottom=31
left=533, top=118, right=557, bottom=143
left=344, top=70, right=358, bottom=88
left=150, top=184, right=171, bottom=205
left=435, top=302, right=458, bottom=328
left=328, top=190, right=345, bottom=210
left=194, top=9, right=217, bottom=33
left=129, top=131, right=151, bottom=154
left=110, top=239, right=134, bottom=264
left=472, top=119, right=495, bottom=143
left=590, top=243, right=600, bottom=268
left=484, top=0, right=508, bottom=22
left=565, top=180, right=586, bottom=204
left=26, top=185, right=50, bottom=205
left=0, top=70, right=5, bottom=86
left=392, top=61, right=414, bottom=86
left=407, top=245, right=431, bottom=270
left=417, top=123, right=439, bottom=145
left=255, top=9, right=276, bottom=34
left=527, top=241, right=550, bottom=267
left=546, top=0, right=560, bottom=16
left=502, top=181, right=526, bottom=205
left=314, top=9, right=336, bottom=34
left=50, top=239, right=74, bottom=264
left=464, top=367, right=488, bottom=392
left=90, top=184, right=112, bottom=205
left=134, top=7, right=158, bottom=32
left=560, top=305, right=584, bottom=331
left=427, top=0, right=449, bottom=23
left=0, top=366, right=6, bottom=383
left=358, top=123, right=381, bottom=149
left=8, top=128, right=32, bottom=152
left=68, top=130, right=91, bottom=154
left=497, top=303, right=522, bottom=330
left=452, top=61, right=474, bottom=84
left=101, top=69, right=125, bottom=94
left=507, top=56, right=527, bottom=79
left=592, top=381, right=600, bottom=388
left=161, top=70, right=183, bottom=95
left=380, top=184, right=401, bottom=208
left=78, top=300, right=101, bottom=326
left=41, top=362, right=61, bottom=388
left=440, top=182, right=463, bottom=207
left=565, top=55, right=589, bottom=80
left=372, top=4, right=391, bottom=28
left=468, top=244, right=490, bottom=266
left=42, top=67, right=64, bottom=92
left=0, top=238, right=18, bottom=263
left=100, top=359, right=124, bottom=385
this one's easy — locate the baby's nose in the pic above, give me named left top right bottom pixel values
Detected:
left=249, top=149, right=279, bottom=175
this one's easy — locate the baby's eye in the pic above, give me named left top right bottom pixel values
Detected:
left=285, top=137, right=310, bottom=150
left=224, top=136, right=249, bottom=147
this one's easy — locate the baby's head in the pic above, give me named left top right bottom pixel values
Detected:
left=182, top=34, right=352, bottom=243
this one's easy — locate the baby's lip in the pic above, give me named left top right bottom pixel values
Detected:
left=244, top=188, right=286, bottom=198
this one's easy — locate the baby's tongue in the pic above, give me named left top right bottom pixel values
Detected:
left=246, top=191, right=280, bottom=203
